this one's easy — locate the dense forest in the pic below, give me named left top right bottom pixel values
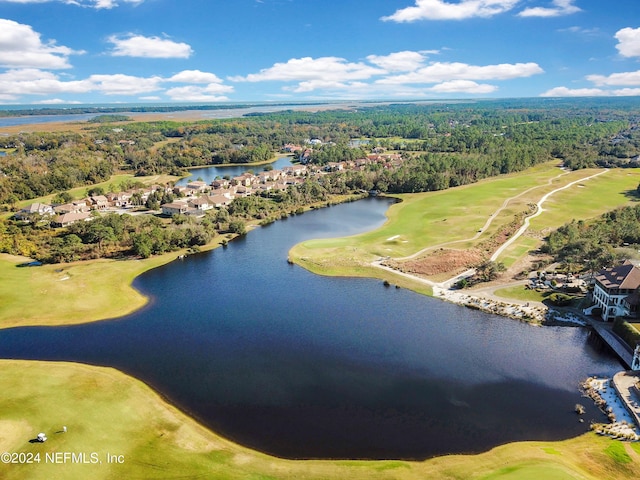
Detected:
left=542, top=203, right=640, bottom=273
left=3, top=98, right=640, bottom=264
left=2, top=99, right=640, bottom=205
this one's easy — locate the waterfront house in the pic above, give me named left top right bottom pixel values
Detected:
left=233, top=173, right=256, bottom=187
left=211, top=178, right=230, bottom=189
left=186, top=181, right=209, bottom=194
left=591, top=261, right=640, bottom=321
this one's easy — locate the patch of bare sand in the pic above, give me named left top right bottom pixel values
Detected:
left=387, top=248, right=485, bottom=278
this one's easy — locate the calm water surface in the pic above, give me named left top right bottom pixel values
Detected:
left=176, top=156, right=293, bottom=186
left=0, top=198, right=621, bottom=459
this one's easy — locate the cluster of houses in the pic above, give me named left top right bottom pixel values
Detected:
left=161, top=153, right=403, bottom=217
left=14, top=153, right=405, bottom=227
left=15, top=184, right=172, bottom=227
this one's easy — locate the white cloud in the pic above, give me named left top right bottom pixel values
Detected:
left=0, top=67, right=236, bottom=101
left=232, top=56, right=384, bottom=83
left=165, top=84, right=232, bottom=102
left=366, top=51, right=428, bottom=72
left=167, top=70, right=225, bottom=84
left=108, top=34, right=193, bottom=58
left=289, top=80, right=368, bottom=94
left=88, top=73, right=163, bottom=95
left=231, top=54, right=541, bottom=96
left=429, top=79, right=497, bottom=93
left=586, top=71, right=640, bottom=87
left=540, top=86, right=608, bottom=97
left=0, top=0, right=145, bottom=8
left=381, top=0, right=519, bottom=22
left=0, top=69, right=93, bottom=95
left=0, top=19, right=82, bottom=69
left=558, top=26, right=600, bottom=36
left=518, top=0, right=581, bottom=18
left=377, top=61, right=543, bottom=84
left=615, top=27, right=640, bottom=58
left=33, top=98, right=82, bottom=104
left=612, top=88, right=640, bottom=96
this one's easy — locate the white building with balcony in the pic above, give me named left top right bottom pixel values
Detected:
left=591, top=261, right=640, bottom=321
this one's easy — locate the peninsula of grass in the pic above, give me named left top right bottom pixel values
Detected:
left=0, top=234, right=231, bottom=329
left=1, top=359, right=638, bottom=480
left=289, top=165, right=640, bottom=297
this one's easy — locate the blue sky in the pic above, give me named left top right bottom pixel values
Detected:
left=0, top=0, right=640, bottom=104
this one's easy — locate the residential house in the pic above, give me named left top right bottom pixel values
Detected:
left=54, top=200, right=89, bottom=215
left=283, top=143, right=303, bottom=153
left=107, top=191, right=132, bottom=207
left=283, top=165, right=306, bottom=176
left=15, top=202, right=54, bottom=221
left=299, top=149, right=312, bottom=164
left=233, top=173, right=256, bottom=187
left=186, top=181, right=209, bottom=194
left=52, top=211, right=91, bottom=228
left=235, top=185, right=252, bottom=196
left=324, top=162, right=344, bottom=172
left=591, top=261, right=640, bottom=321
left=161, top=201, right=189, bottom=216
left=188, top=196, right=214, bottom=211
left=211, top=178, right=230, bottom=190
left=257, top=171, right=273, bottom=184
left=89, top=195, right=110, bottom=210
left=208, top=194, right=233, bottom=208
left=217, top=188, right=236, bottom=200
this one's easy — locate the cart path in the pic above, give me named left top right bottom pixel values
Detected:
left=373, top=168, right=609, bottom=290
left=395, top=169, right=572, bottom=261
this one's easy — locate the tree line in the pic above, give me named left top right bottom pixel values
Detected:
left=3, top=99, right=640, bottom=206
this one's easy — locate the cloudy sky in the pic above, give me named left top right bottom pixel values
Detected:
left=0, top=0, right=639, bottom=104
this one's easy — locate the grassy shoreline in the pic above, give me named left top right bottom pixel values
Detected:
left=0, top=236, right=228, bottom=329
left=1, top=359, right=638, bottom=480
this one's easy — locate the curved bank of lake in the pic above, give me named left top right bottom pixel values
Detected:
left=0, top=197, right=623, bottom=459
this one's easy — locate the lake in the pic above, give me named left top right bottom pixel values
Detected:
left=176, top=156, right=293, bottom=186
left=0, top=197, right=621, bottom=459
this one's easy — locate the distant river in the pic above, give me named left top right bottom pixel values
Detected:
left=0, top=198, right=621, bottom=459
left=0, top=102, right=358, bottom=130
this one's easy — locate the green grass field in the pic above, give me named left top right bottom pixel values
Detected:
left=290, top=165, right=640, bottom=295
left=0, top=253, right=169, bottom=329
left=0, top=360, right=638, bottom=480
left=493, top=285, right=551, bottom=302
left=0, top=235, right=227, bottom=329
